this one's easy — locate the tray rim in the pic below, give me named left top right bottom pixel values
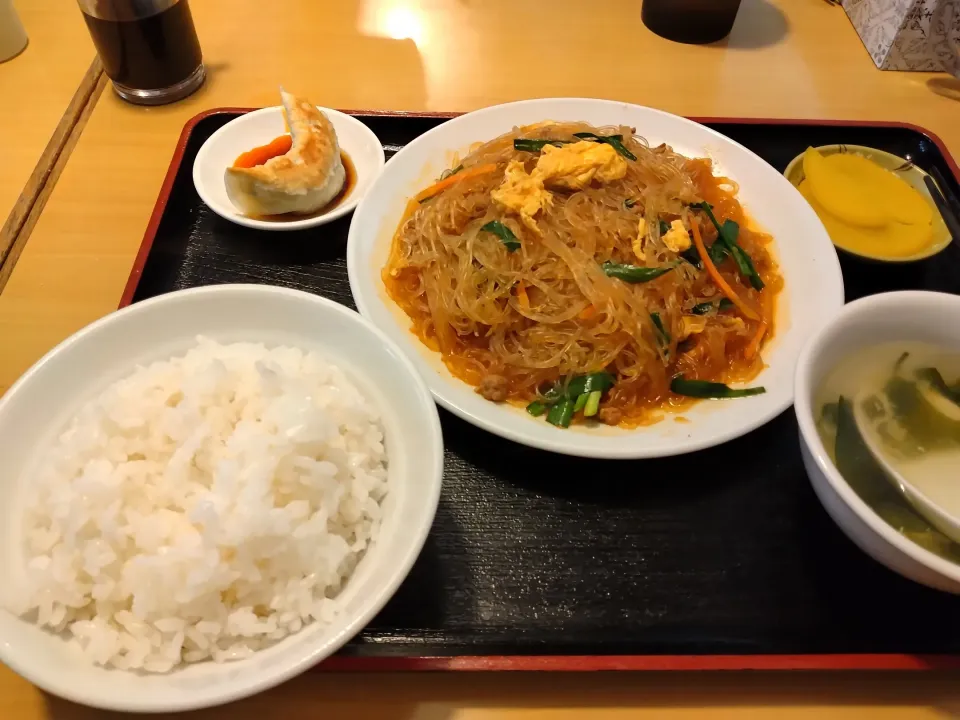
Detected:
left=117, top=108, right=960, bottom=672
left=118, top=108, right=960, bottom=310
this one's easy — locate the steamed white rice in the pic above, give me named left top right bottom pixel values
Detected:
left=9, top=337, right=388, bottom=673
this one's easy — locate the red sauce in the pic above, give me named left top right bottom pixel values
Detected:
left=232, top=135, right=293, bottom=169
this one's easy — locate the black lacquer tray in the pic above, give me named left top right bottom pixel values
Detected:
left=120, top=109, right=960, bottom=671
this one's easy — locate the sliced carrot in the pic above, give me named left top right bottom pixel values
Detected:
left=690, top=220, right=760, bottom=322
left=744, top=286, right=774, bottom=360
left=579, top=304, right=597, bottom=320
left=516, top=281, right=531, bottom=309
left=744, top=318, right=768, bottom=360
left=414, top=163, right=499, bottom=203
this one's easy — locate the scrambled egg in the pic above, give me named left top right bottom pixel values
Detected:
left=678, top=316, right=708, bottom=341
left=492, top=141, right=629, bottom=233
left=536, top=141, right=628, bottom=190
left=491, top=160, right=552, bottom=233
left=632, top=218, right=647, bottom=261
left=662, top=219, right=692, bottom=253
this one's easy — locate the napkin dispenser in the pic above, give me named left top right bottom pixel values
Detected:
left=842, top=0, right=959, bottom=74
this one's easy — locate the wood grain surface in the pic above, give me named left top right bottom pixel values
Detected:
left=0, top=0, right=97, bottom=274
left=2, top=0, right=960, bottom=716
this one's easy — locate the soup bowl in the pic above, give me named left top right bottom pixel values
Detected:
left=794, top=290, right=960, bottom=594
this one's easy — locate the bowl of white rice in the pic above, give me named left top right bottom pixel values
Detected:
left=0, top=284, right=443, bottom=712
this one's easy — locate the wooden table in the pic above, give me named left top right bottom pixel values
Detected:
left=3, top=0, right=960, bottom=716
left=0, top=0, right=98, bottom=278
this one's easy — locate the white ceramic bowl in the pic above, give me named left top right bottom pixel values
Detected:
left=348, top=97, right=844, bottom=459
left=0, top=285, right=443, bottom=712
left=193, top=107, right=385, bottom=231
left=795, top=290, right=960, bottom=593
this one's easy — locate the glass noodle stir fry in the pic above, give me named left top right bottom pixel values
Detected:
left=383, top=122, right=783, bottom=428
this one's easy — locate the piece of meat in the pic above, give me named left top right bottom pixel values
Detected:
left=598, top=407, right=622, bottom=426
left=477, top=374, right=509, bottom=402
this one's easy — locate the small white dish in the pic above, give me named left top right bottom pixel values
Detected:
left=795, top=291, right=960, bottom=594
left=347, top=97, right=844, bottom=459
left=193, top=107, right=385, bottom=231
left=0, top=285, right=443, bottom=712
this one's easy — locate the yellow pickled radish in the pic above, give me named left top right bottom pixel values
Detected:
left=802, top=147, right=888, bottom=228
left=798, top=180, right=933, bottom=258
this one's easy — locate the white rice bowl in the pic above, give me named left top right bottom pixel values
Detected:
left=0, top=284, right=443, bottom=712
left=9, top=338, right=388, bottom=673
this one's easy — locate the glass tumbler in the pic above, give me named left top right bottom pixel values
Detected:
left=77, top=0, right=205, bottom=105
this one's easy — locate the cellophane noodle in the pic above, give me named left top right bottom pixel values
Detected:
left=384, top=122, right=783, bottom=426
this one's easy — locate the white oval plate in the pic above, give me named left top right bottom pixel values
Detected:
left=193, top=107, right=385, bottom=231
left=347, top=98, right=844, bottom=459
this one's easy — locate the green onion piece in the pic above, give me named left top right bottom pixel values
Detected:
left=650, top=312, right=671, bottom=344
left=659, top=220, right=670, bottom=236
left=601, top=261, right=676, bottom=284
left=513, top=138, right=574, bottom=153
left=526, top=400, right=547, bottom=417
left=624, top=199, right=636, bottom=209
left=480, top=220, right=521, bottom=252
left=572, top=132, right=638, bottom=161
left=567, top=371, right=616, bottom=398
left=690, top=202, right=764, bottom=290
left=718, top=298, right=734, bottom=311
left=546, top=397, right=575, bottom=428
left=669, top=375, right=766, bottom=399
left=573, top=393, right=589, bottom=413
left=583, top=390, right=602, bottom=417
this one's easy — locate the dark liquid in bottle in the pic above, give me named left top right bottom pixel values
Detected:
left=82, top=1, right=202, bottom=90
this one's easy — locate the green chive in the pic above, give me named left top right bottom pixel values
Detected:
left=513, top=138, right=574, bottom=153
left=690, top=203, right=763, bottom=290
left=572, top=132, right=638, bottom=161
left=669, top=375, right=766, bottom=399
left=650, top=312, right=671, bottom=344
left=513, top=134, right=637, bottom=161
left=480, top=220, right=521, bottom=252
left=439, top=164, right=463, bottom=180
left=601, top=261, right=676, bottom=284
left=690, top=298, right=734, bottom=315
